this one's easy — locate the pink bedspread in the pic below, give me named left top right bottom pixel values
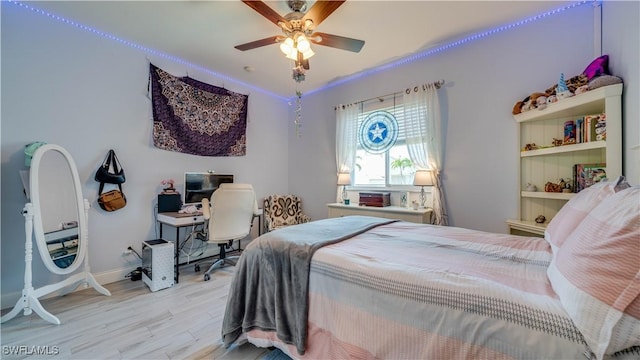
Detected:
left=244, top=221, right=596, bottom=359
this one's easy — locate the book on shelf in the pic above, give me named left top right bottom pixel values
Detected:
left=574, top=163, right=606, bottom=193
left=583, top=113, right=606, bottom=142
left=563, top=120, right=576, bottom=145
left=576, top=117, right=583, bottom=143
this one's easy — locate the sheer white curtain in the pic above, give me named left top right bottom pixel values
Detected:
left=335, top=104, right=359, bottom=202
left=404, top=84, right=448, bottom=225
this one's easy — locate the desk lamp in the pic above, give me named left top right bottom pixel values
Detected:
left=413, top=170, right=433, bottom=208
left=337, top=173, right=351, bottom=204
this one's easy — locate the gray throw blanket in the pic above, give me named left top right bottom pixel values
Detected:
left=221, top=215, right=398, bottom=355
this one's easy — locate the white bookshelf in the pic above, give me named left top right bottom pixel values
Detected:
left=507, top=84, right=623, bottom=237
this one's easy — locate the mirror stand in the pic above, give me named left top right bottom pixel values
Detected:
left=1, top=201, right=110, bottom=325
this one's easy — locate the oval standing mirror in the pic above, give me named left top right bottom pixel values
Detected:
left=30, top=144, right=86, bottom=274
left=1, top=144, right=109, bottom=325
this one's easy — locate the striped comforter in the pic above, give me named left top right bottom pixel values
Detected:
left=240, top=221, right=607, bottom=359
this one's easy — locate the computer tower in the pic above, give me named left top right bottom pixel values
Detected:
left=141, top=239, right=174, bottom=292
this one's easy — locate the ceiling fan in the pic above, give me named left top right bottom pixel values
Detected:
left=234, top=0, right=365, bottom=74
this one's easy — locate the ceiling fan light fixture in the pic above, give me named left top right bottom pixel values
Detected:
left=286, top=48, right=298, bottom=60
left=280, top=37, right=294, bottom=55
left=295, top=34, right=311, bottom=52
left=301, top=48, right=315, bottom=60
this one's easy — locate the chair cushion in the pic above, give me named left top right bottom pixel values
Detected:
left=266, top=195, right=304, bottom=229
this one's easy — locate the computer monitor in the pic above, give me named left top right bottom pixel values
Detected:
left=183, top=172, right=234, bottom=206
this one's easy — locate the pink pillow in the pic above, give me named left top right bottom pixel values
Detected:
left=547, top=186, right=640, bottom=358
left=583, top=54, right=609, bottom=80
left=545, top=176, right=629, bottom=252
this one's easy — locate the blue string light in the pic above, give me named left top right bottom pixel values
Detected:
left=7, top=0, right=593, bottom=102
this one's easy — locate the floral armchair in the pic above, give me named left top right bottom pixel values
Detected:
left=263, top=194, right=311, bottom=232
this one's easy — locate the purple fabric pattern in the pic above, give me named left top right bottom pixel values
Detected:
left=150, top=64, right=248, bottom=156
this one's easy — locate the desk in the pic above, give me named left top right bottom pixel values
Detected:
left=327, top=203, right=433, bottom=224
left=157, top=209, right=263, bottom=283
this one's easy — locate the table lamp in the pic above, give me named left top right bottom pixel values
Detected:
left=413, top=170, right=433, bottom=208
left=337, top=173, right=351, bottom=204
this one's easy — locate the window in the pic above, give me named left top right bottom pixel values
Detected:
left=353, top=98, right=416, bottom=187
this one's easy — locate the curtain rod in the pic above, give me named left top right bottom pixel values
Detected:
left=335, top=79, right=445, bottom=110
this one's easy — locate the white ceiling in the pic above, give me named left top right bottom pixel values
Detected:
left=29, top=1, right=574, bottom=98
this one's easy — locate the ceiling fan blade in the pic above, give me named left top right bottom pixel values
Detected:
left=310, top=32, right=365, bottom=52
left=234, top=36, right=281, bottom=51
left=302, top=0, right=345, bottom=27
left=241, top=0, right=287, bottom=27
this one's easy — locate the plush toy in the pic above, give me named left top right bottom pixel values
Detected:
left=512, top=101, right=524, bottom=115
left=575, top=84, right=589, bottom=95
left=536, top=95, right=547, bottom=110
left=545, top=181, right=562, bottom=193
left=556, top=73, right=574, bottom=100
left=566, top=74, right=589, bottom=93
left=521, top=98, right=535, bottom=112
left=589, top=74, right=623, bottom=90
left=544, top=73, right=588, bottom=98
left=512, top=92, right=547, bottom=115
left=583, top=54, right=609, bottom=80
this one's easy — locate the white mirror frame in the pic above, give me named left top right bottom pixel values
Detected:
left=1, top=144, right=110, bottom=325
left=30, top=144, right=87, bottom=274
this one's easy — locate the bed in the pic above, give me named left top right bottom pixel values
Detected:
left=221, top=177, right=639, bottom=360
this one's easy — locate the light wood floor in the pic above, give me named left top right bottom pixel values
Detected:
left=1, top=265, right=271, bottom=360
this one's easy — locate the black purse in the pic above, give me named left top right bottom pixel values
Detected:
left=94, top=149, right=125, bottom=184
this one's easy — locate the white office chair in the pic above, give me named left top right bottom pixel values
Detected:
left=194, top=183, right=257, bottom=281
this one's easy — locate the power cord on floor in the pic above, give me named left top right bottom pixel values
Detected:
left=125, top=267, right=142, bottom=281
left=124, top=247, right=143, bottom=281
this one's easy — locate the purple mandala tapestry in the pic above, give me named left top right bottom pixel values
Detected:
left=150, top=64, right=248, bottom=156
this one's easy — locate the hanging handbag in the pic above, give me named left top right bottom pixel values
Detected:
left=97, top=182, right=127, bottom=212
left=94, top=149, right=125, bottom=184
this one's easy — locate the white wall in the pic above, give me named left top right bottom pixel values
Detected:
left=289, top=2, right=639, bottom=230
left=1, top=3, right=290, bottom=306
left=603, top=1, right=640, bottom=184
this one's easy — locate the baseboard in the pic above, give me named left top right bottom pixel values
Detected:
left=1, top=265, right=139, bottom=311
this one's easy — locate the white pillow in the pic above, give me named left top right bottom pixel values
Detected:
left=544, top=176, right=629, bottom=253
left=547, top=185, right=640, bottom=359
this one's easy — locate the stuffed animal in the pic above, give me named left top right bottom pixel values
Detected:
left=556, top=73, right=574, bottom=100
left=566, top=74, right=588, bottom=93
left=512, top=92, right=547, bottom=115
left=521, top=98, right=536, bottom=112
left=545, top=181, right=562, bottom=193
left=512, top=101, right=524, bottom=115
left=544, top=73, right=588, bottom=98
left=536, top=95, right=547, bottom=110
left=575, top=84, right=589, bottom=95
